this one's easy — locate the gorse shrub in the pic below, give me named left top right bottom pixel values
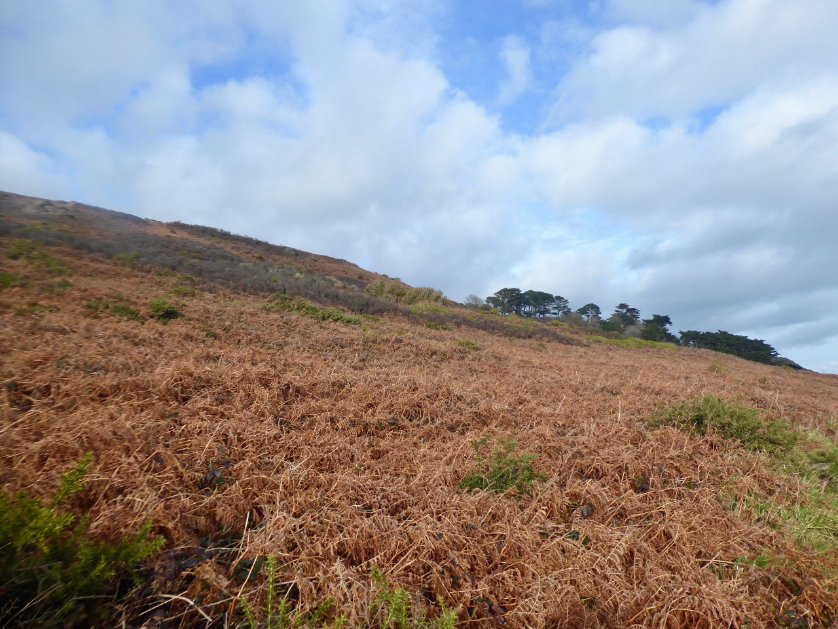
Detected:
left=656, top=396, right=838, bottom=550
left=239, top=556, right=345, bottom=628
left=85, top=297, right=143, bottom=321
left=649, top=395, right=797, bottom=455
left=148, top=297, right=183, bottom=321
left=5, top=239, right=70, bottom=276
left=371, top=567, right=458, bottom=629
left=0, top=453, right=162, bottom=626
left=460, top=437, right=546, bottom=495
left=365, top=280, right=444, bottom=305
left=15, top=302, right=58, bottom=316
left=265, top=296, right=362, bottom=325
left=0, top=271, right=20, bottom=289
left=588, top=336, right=676, bottom=351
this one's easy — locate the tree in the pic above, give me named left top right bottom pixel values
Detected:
left=522, top=290, right=554, bottom=318
left=464, top=294, right=484, bottom=308
left=599, top=318, right=623, bottom=333
left=576, top=303, right=601, bottom=322
left=679, top=330, right=778, bottom=364
left=613, top=303, right=640, bottom=328
left=551, top=295, right=571, bottom=317
left=486, top=288, right=524, bottom=315
left=641, top=314, right=677, bottom=342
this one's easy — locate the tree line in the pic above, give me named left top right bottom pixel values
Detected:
left=469, top=287, right=793, bottom=367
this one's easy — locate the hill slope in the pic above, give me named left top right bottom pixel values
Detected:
left=1, top=192, right=837, bottom=627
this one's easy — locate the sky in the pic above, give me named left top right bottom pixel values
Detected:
left=1, top=0, right=837, bottom=373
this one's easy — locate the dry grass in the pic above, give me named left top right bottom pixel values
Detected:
left=2, top=235, right=838, bottom=627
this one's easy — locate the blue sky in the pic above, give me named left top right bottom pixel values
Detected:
left=2, top=0, right=838, bottom=373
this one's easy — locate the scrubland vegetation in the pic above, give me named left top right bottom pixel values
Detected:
left=1, top=191, right=837, bottom=627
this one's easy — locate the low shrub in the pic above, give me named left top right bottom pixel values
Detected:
left=370, top=566, right=458, bottom=629
left=589, top=336, right=677, bottom=350
left=0, top=271, right=20, bottom=289
left=170, top=285, right=197, bottom=298
left=0, top=453, right=162, bottom=626
left=457, top=340, right=481, bottom=351
left=460, top=437, right=546, bottom=495
left=85, top=298, right=143, bottom=321
left=148, top=298, right=183, bottom=321
left=649, top=395, right=797, bottom=455
left=265, top=296, right=362, bottom=325
left=15, top=302, right=58, bottom=316
left=5, top=239, right=70, bottom=276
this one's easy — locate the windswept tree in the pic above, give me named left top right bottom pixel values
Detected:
left=486, top=288, right=524, bottom=315
left=680, top=330, right=778, bottom=364
left=522, top=290, right=554, bottom=318
left=576, top=303, right=601, bottom=322
left=641, top=314, right=677, bottom=342
left=613, top=303, right=640, bottom=328
left=551, top=295, right=571, bottom=317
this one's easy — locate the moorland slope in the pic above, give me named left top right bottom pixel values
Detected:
left=1, top=191, right=837, bottom=628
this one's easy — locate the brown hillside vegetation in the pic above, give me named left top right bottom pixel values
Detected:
left=1, top=193, right=837, bottom=627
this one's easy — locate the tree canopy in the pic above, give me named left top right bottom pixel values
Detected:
left=679, top=330, right=778, bottom=364
left=479, top=287, right=794, bottom=368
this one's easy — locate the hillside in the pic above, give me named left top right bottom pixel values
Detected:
left=1, top=192, right=837, bottom=628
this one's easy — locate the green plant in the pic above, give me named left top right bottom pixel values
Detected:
left=731, top=491, right=838, bottom=552
left=371, top=567, right=457, bottom=629
left=708, top=361, right=724, bottom=374
left=5, top=239, right=70, bottom=276
left=409, top=302, right=450, bottom=315
left=149, top=297, right=183, bottom=321
left=265, top=296, right=361, bottom=325
left=460, top=437, right=546, bottom=495
left=0, top=271, right=20, bottom=289
left=15, top=301, right=58, bottom=316
left=85, top=298, right=143, bottom=321
left=706, top=553, right=780, bottom=580
left=170, top=285, right=197, bottom=298
left=648, top=396, right=798, bottom=455
left=456, top=340, right=480, bottom=351
left=588, top=336, right=677, bottom=350
left=113, top=252, right=139, bottom=266
left=240, top=556, right=346, bottom=628
left=41, top=278, right=72, bottom=294
left=6, top=240, right=39, bottom=260
left=0, top=453, right=162, bottom=626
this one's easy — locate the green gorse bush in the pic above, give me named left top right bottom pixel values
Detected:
left=0, top=453, right=162, bottom=626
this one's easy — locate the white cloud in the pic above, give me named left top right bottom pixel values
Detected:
left=550, top=0, right=838, bottom=123
left=498, top=36, right=533, bottom=105
left=0, top=133, right=64, bottom=197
